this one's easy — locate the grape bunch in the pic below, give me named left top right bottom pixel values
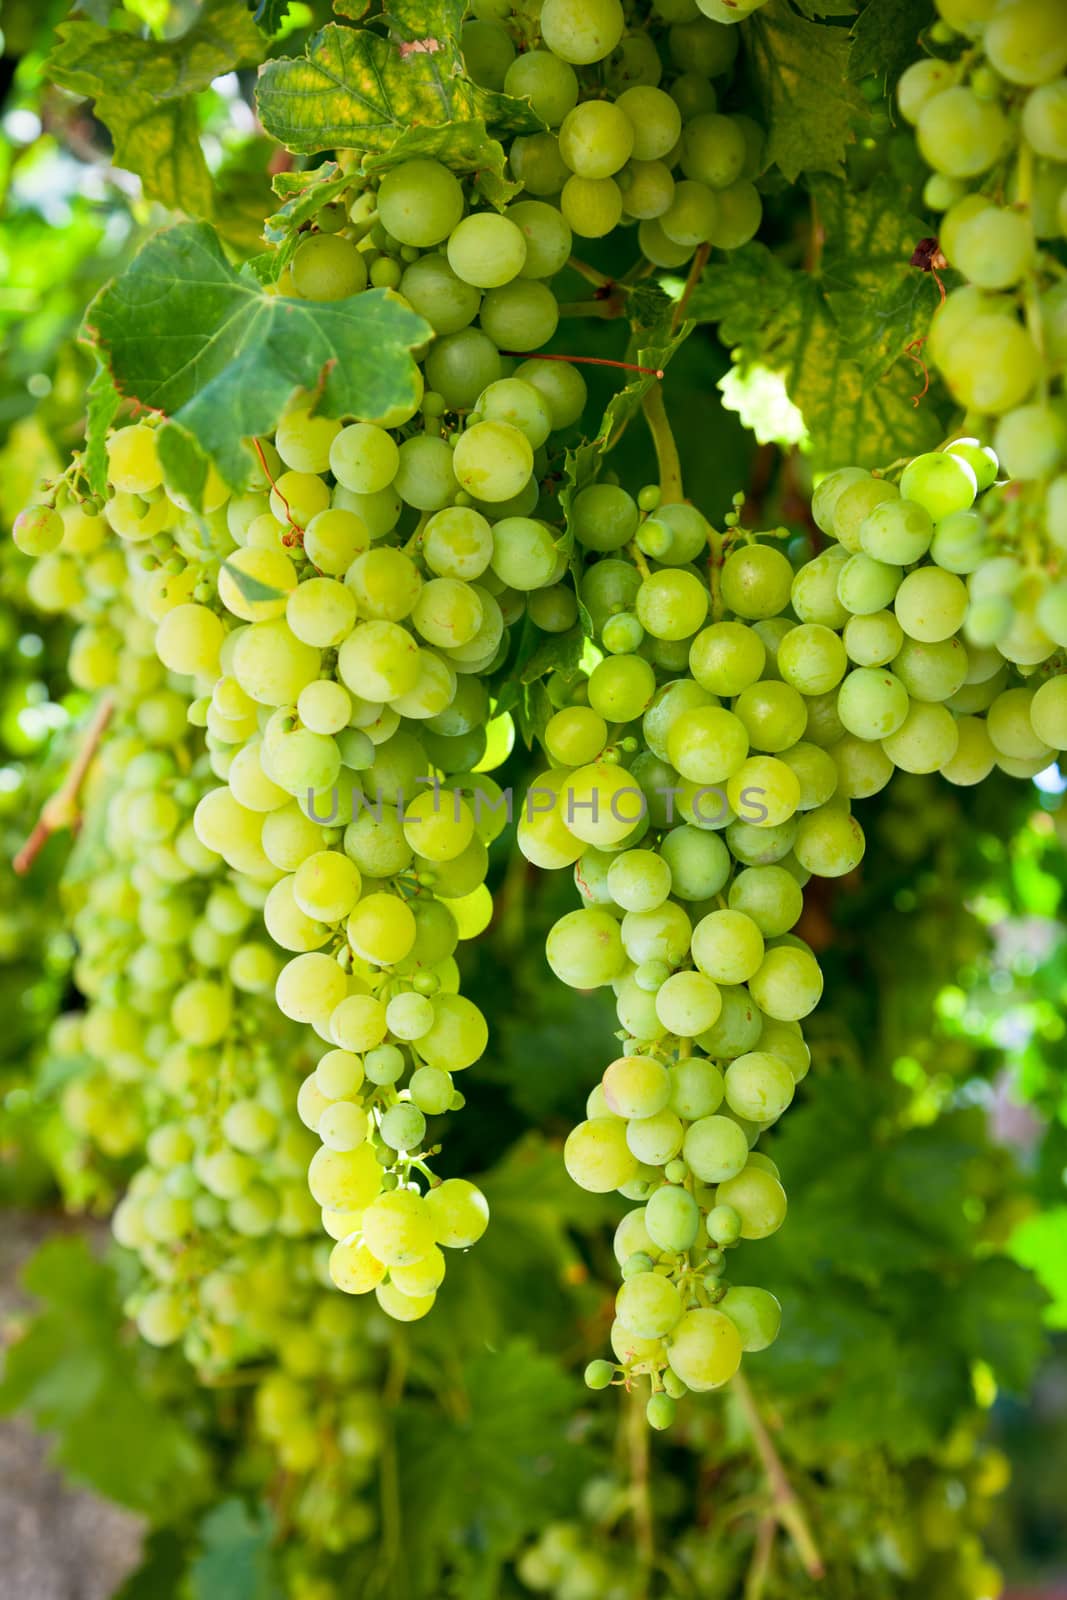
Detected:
left=894, top=0, right=1067, bottom=655
left=514, top=427, right=1067, bottom=1423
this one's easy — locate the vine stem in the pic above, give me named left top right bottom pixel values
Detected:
left=671, top=241, right=710, bottom=333
left=14, top=693, right=115, bottom=874
left=707, top=523, right=724, bottom=621
left=566, top=255, right=614, bottom=289
left=744, top=1514, right=777, bottom=1600
left=733, top=1373, right=825, bottom=1581
left=627, top=1386, right=655, bottom=1588
left=642, top=382, right=683, bottom=504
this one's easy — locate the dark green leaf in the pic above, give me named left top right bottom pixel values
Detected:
left=111, top=1529, right=189, bottom=1600
left=849, top=0, right=935, bottom=86
left=252, top=0, right=293, bottom=30
left=746, top=1, right=859, bottom=181
left=84, top=222, right=430, bottom=489
left=817, top=175, right=946, bottom=379
left=394, top=1345, right=596, bottom=1600
left=691, top=237, right=946, bottom=468
left=188, top=1502, right=286, bottom=1600
left=47, top=1, right=265, bottom=216
left=263, top=161, right=358, bottom=273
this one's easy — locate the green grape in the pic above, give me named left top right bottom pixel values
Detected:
left=400, top=254, right=481, bottom=334
left=666, top=1307, right=742, bottom=1391
left=680, top=112, right=746, bottom=188
left=13, top=504, right=64, bottom=556
left=939, top=313, right=1042, bottom=413
left=985, top=0, right=1067, bottom=85
left=625, top=1106, right=684, bottom=1164
left=790, top=548, right=850, bottom=629
left=993, top=403, right=1065, bottom=480
left=453, top=421, right=533, bottom=502
left=619, top=159, right=676, bottom=219
left=720, top=545, right=794, bottom=618
left=462, top=18, right=515, bottom=89
left=1022, top=78, right=1067, bottom=159
left=811, top=467, right=869, bottom=534
left=377, top=159, right=464, bottom=247
left=793, top=804, right=865, bottom=874
left=588, top=652, right=657, bottom=720
left=291, top=234, right=368, bottom=299
left=776, top=622, right=848, bottom=693
left=480, top=280, right=560, bottom=350
left=897, top=57, right=957, bottom=124
left=547, top=907, right=626, bottom=987
left=894, top=567, right=969, bottom=643
left=917, top=87, right=1011, bottom=176
left=691, top=908, right=764, bottom=984
left=655, top=970, right=723, bottom=1035
left=561, top=174, right=624, bottom=237
left=448, top=212, right=527, bottom=287
left=690, top=620, right=765, bottom=695
left=837, top=667, right=910, bottom=739
left=424, top=328, right=504, bottom=410
left=837, top=553, right=903, bottom=616
left=723, top=1049, right=794, bottom=1122
left=748, top=944, right=823, bottom=1021
left=882, top=701, right=960, bottom=772
left=660, top=179, right=719, bottom=245
left=708, top=179, right=762, bottom=249
left=504, top=50, right=580, bottom=125
left=719, top=1285, right=781, bottom=1351
left=681, top=1113, right=748, bottom=1190
left=540, top=0, right=625, bottom=64
left=778, top=740, right=838, bottom=809
left=559, top=100, right=635, bottom=177
left=668, top=1056, right=725, bottom=1119
left=659, top=825, right=731, bottom=899
left=728, top=864, right=803, bottom=935
left=571, top=484, right=640, bottom=551
left=635, top=569, right=709, bottom=639
left=510, top=132, right=571, bottom=195
left=952, top=205, right=1035, bottom=289
left=892, top=635, right=968, bottom=702
left=734, top=681, right=807, bottom=753
left=615, top=1272, right=683, bottom=1338
left=621, top=901, right=693, bottom=966
left=607, top=849, right=672, bottom=912
left=618, top=84, right=683, bottom=159
left=831, top=477, right=900, bottom=551
left=565, top=1117, right=639, bottom=1191
left=639, top=217, right=696, bottom=267
left=726, top=754, right=802, bottom=828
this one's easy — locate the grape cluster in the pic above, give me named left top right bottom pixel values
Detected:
left=515, top=429, right=1067, bottom=1423
left=895, top=0, right=1067, bottom=656
left=17, top=411, right=502, bottom=1328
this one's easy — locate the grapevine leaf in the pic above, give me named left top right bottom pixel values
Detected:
left=188, top=1502, right=286, bottom=1600
left=816, top=175, right=946, bottom=378
left=46, top=1, right=264, bottom=216
left=691, top=236, right=947, bottom=468
left=394, top=1345, right=596, bottom=1600
left=953, top=1258, right=1049, bottom=1392
left=262, top=160, right=357, bottom=274
left=849, top=0, right=935, bottom=86
left=745, top=0, right=859, bottom=181
left=0, top=1238, right=209, bottom=1516
left=1011, top=1207, right=1067, bottom=1328
left=251, top=0, right=293, bottom=30
left=156, top=424, right=215, bottom=512
left=83, top=363, right=120, bottom=498
left=334, top=0, right=373, bottom=15
left=84, top=222, right=430, bottom=490
left=256, top=8, right=540, bottom=204
left=792, top=0, right=857, bottom=15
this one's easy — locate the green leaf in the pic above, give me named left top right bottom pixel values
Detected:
left=83, top=361, right=121, bottom=498
left=745, top=1, right=859, bottom=181
left=0, top=1238, right=209, bottom=1517
left=816, top=175, right=946, bottom=379
left=691, top=233, right=947, bottom=469
left=849, top=0, right=936, bottom=87
left=263, top=160, right=358, bottom=274
left=394, top=1345, right=597, bottom=1600
left=256, top=7, right=540, bottom=204
left=84, top=222, right=430, bottom=489
left=46, top=1, right=265, bottom=217
left=188, top=1502, right=286, bottom=1600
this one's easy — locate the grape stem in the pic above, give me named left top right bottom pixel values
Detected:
left=566, top=255, right=614, bottom=290
left=627, top=1385, right=655, bottom=1587
left=556, top=298, right=627, bottom=319
left=642, top=382, right=683, bottom=505
left=14, top=693, right=115, bottom=875
left=670, top=242, right=710, bottom=334
left=732, top=1372, right=824, bottom=1580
